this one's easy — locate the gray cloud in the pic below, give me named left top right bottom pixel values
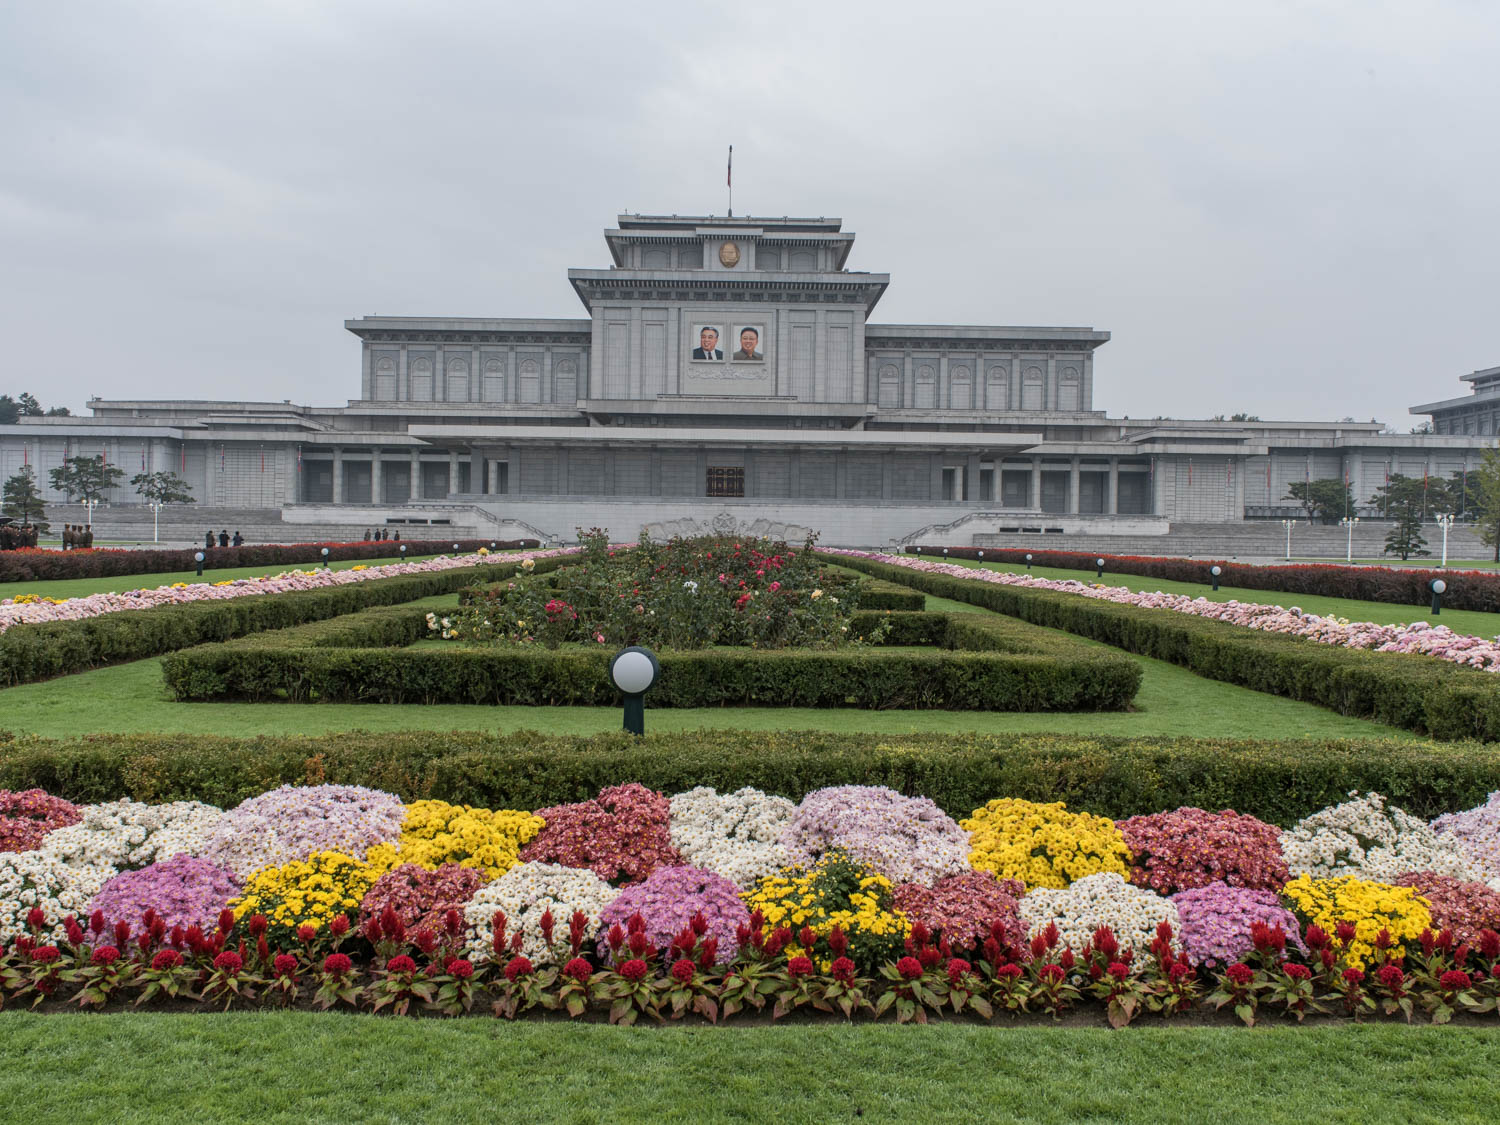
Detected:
left=1, top=0, right=1495, bottom=427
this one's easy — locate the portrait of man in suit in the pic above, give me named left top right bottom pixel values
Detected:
left=733, top=326, right=764, bottom=361
left=692, top=326, right=723, bottom=360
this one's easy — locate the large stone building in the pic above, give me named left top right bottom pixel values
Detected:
left=0, top=211, right=1492, bottom=547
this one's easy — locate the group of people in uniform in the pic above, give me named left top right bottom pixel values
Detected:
left=206, top=530, right=244, bottom=548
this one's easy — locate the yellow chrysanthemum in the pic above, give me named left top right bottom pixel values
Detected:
left=1281, top=874, right=1432, bottom=969
left=961, top=797, right=1130, bottom=890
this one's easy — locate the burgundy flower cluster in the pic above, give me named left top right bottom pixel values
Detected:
left=1393, top=872, right=1500, bottom=943
left=893, top=871, right=1026, bottom=953
left=521, top=783, right=682, bottom=884
left=358, top=863, right=488, bottom=938
left=1117, top=807, right=1288, bottom=894
left=0, top=789, right=81, bottom=852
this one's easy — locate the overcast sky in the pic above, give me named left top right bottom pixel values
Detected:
left=2, top=0, right=1496, bottom=428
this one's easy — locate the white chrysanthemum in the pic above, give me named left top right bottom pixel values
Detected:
left=1019, top=872, right=1179, bottom=954
left=669, top=786, right=795, bottom=889
left=1281, top=791, right=1477, bottom=881
left=463, top=862, right=617, bottom=966
left=42, top=799, right=223, bottom=872
left=0, top=849, right=114, bottom=943
left=1431, top=791, right=1500, bottom=884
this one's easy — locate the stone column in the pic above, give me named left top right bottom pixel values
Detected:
left=372, top=454, right=383, bottom=505
left=1107, top=458, right=1120, bottom=514
left=1030, top=458, right=1042, bottom=509
left=966, top=453, right=981, bottom=503
left=448, top=451, right=460, bottom=496
left=331, top=447, right=343, bottom=504
left=409, top=451, right=421, bottom=501
left=1068, top=457, right=1081, bottom=514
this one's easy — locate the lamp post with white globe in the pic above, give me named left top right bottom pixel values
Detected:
left=609, top=646, right=660, bottom=735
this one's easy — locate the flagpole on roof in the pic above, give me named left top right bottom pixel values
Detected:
left=727, top=145, right=733, bottom=217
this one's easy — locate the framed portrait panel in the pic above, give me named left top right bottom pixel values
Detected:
left=691, top=325, right=725, bottom=362
left=732, top=325, right=765, bottom=362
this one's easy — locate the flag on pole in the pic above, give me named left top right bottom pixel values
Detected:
left=259, top=446, right=265, bottom=473
left=181, top=444, right=186, bottom=472
left=1187, top=459, right=1193, bottom=486
left=141, top=446, right=146, bottom=470
left=220, top=445, right=225, bottom=471
left=297, top=446, right=302, bottom=474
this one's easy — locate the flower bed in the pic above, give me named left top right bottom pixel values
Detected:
left=3, top=779, right=1500, bottom=1024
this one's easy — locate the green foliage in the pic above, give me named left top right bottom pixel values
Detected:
left=47, top=454, right=124, bottom=504
left=1471, top=449, right=1500, bottom=563
left=160, top=603, right=1141, bottom=712
left=0, top=561, right=540, bottom=688
left=1, top=466, right=47, bottom=534
left=443, top=533, right=860, bottom=650
left=131, top=470, right=196, bottom=506
left=1373, top=475, right=1430, bottom=560
left=0, top=728, right=1493, bottom=826
left=831, top=554, right=1500, bottom=740
left=1284, top=478, right=1353, bottom=524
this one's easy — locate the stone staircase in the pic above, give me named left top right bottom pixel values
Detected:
left=39, top=505, right=481, bottom=547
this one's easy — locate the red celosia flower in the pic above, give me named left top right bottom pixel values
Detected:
left=786, top=955, right=813, bottom=979
left=414, top=929, right=438, bottom=954
left=217, top=909, right=235, bottom=935
left=297, top=924, right=317, bottom=944
left=1283, top=963, right=1311, bottom=981
left=385, top=955, right=416, bottom=975
left=946, top=957, right=972, bottom=986
left=918, top=945, right=941, bottom=970
left=1093, top=927, right=1119, bottom=959
left=446, top=958, right=474, bottom=979
left=89, top=910, right=106, bottom=935
left=274, top=954, right=300, bottom=977
left=151, top=949, right=183, bottom=971
left=1059, top=949, right=1076, bottom=971
left=1108, top=961, right=1130, bottom=981
left=25, top=908, right=46, bottom=932
left=64, top=917, right=85, bottom=945
left=444, top=909, right=462, bottom=938
left=247, top=914, right=268, bottom=938
left=799, top=926, right=817, bottom=950
left=691, top=912, right=709, bottom=937
left=828, top=925, right=849, bottom=959
left=539, top=910, right=555, bottom=944
left=996, top=963, right=1023, bottom=982
left=1376, top=965, right=1404, bottom=990
left=1440, top=969, right=1473, bottom=993
left=1303, top=924, right=1329, bottom=951
left=830, top=956, right=857, bottom=984
left=1168, top=962, right=1193, bottom=984
left=619, top=958, right=649, bottom=982
left=90, top=946, right=120, bottom=966
left=673, top=958, right=698, bottom=983
left=1225, top=963, right=1253, bottom=986
left=1478, top=930, right=1500, bottom=959
left=505, top=956, right=534, bottom=982
left=896, top=956, right=923, bottom=981
left=1039, top=963, right=1066, bottom=984
left=1342, top=968, right=1365, bottom=985
left=564, top=957, right=593, bottom=984
left=322, top=953, right=352, bottom=975
left=627, top=932, right=649, bottom=956
left=1373, top=928, right=1394, bottom=951
left=329, top=915, right=350, bottom=937
left=1335, top=921, right=1357, bottom=945
left=31, top=945, right=60, bottom=964
left=213, top=951, right=243, bottom=973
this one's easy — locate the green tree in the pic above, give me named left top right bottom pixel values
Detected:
left=48, top=454, right=124, bottom=505
left=45, top=405, right=71, bottom=417
left=0, top=395, right=17, bottom=425
left=16, top=393, right=42, bottom=417
left=1372, top=475, right=1430, bottom=561
left=131, top=470, right=196, bottom=506
left=1, top=465, right=48, bottom=533
left=1470, top=449, right=1500, bottom=562
left=1285, top=478, right=1353, bottom=524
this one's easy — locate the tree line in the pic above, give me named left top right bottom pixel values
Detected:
left=3, top=456, right=194, bottom=537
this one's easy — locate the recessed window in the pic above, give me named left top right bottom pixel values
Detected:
left=706, top=466, right=745, bottom=497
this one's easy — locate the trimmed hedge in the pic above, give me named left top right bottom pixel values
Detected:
left=0, top=558, right=566, bottom=687
left=0, top=729, right=1493, bottom=826
left=833, top=554, right=1500, bottom=740
left=0, top=538, right=540, bottom=584
left=162, top=634, right=1139, bottom=712
left=854, top=578, right=926, bottom=612
left=914, top=545, right=1500, bottom=613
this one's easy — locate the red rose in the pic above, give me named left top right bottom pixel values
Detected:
left=322, top=953, right=352, bottom=975
left=619, top=958, right=649, bottom=982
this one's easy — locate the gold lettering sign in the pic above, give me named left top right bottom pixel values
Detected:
left=718, top=241, right=740, bottom=268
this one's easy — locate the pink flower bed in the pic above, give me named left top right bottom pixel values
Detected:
left=827, top=550, right=1500, bottom=672
left=0, top=548, right=577, bottom=635
left=892, top=870, right=1026, bottom=952
left=521, top=783, right=682, bottom=884
left=359, top=863, right=488, bottom=938
left=1117, top=807, right=1289, bottom=894
left=0, top=789, right=81, bottom=852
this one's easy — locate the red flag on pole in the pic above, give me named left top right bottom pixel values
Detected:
left=297, top=446, right=302, bottom=474
left=181, top=444, right=186, bottom=472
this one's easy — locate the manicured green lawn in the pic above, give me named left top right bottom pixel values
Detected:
left=0, top=643, right=1413, bottom=740
left=0, top=1013, right=1494, bottom=1124
left=0, top=555, right=450, bottom=600
left=946, top=558, right=1500, bottom=637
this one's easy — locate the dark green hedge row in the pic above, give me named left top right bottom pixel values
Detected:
left=162, top=638, right=1138, bottom=711
left=0, top=729, right=1491, bottom=826
left=0, top=539, right=542, bottom=584
left=827, top=554, right=1500, bottom=740
left=0, top=558, right=565, bottom=687
left=854, top=578, right=926, bottom=612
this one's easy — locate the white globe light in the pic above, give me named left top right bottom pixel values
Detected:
left=1432, top=579, right=1448, bottom=594
left=1211, top=566, right=1222, bottom=576
left=611, top=649, right=657, bottom=695
left=194, top=552, right=204, bottom=562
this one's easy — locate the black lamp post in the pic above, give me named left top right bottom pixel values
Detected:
left=1430, top=578, right=1447, bottom=616
left=399, top=544, right=406, bottom=558
left=1210, top=564, right=1222, bottom=592
left=194, top=550, right=204, bottom=577
left=609, top=646, right=660, bottom=735
left=1096, top=557, right=1105, bottom=579
left=1025, top=553, right=1033, bottom=570
left=321, top=547, right=330, bottom=570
